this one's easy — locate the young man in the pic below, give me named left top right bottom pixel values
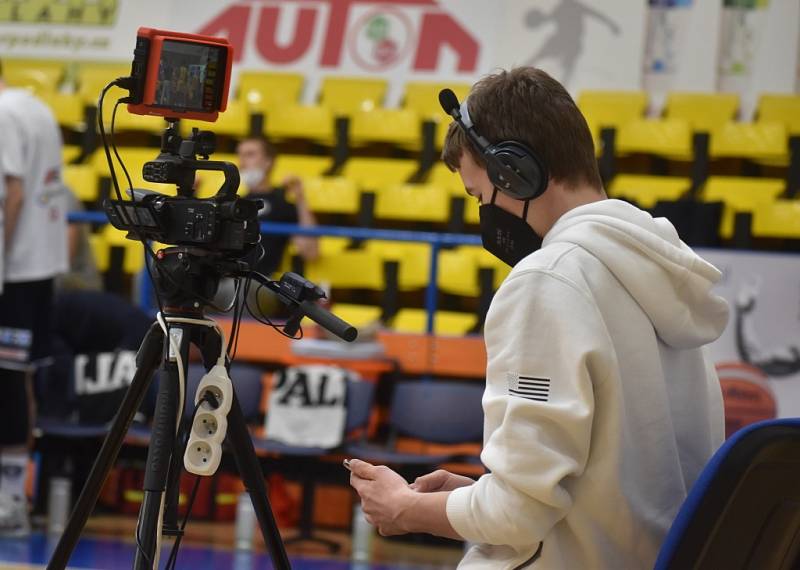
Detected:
left=0, top=60, right=68, bottom=535
left=349, top=67, right=728, bottom=569
left=236, top=136, right=318, bottom=275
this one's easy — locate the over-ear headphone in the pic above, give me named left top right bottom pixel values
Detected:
left=438, top=88, right=549, bottom=201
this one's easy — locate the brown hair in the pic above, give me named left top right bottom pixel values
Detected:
left=442, top=67, right=602, bottom=191
left=239, top=135, right=277, bottom=160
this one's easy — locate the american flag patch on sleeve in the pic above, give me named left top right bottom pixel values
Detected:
left=507, top=373, right=551, bottom=402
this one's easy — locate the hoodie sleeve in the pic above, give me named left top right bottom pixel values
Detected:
left=446, top=269, right=613, bottom=549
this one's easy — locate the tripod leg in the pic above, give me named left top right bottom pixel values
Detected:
left=134, top=322, right=192, bottom=570
left=47, top=323, right=164, bottom=570
left=226, top=392, right=292, bottom=570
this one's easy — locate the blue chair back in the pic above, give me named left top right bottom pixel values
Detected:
left=654, top=418, right=800, bottom=570
left=345, top=378, right=376, bottom=433
left=183, top=363, right=207, bottom=417
left=389, top=381, right=484, bottom=444
left=230, top=363, right=265, bottom=422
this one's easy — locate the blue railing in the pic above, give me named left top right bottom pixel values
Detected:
left=69, top=212, right=482, bottom=334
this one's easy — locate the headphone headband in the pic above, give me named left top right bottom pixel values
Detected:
left=460, top=98, right=474, bottom=130
left=439, top=88, right=548, bottom=201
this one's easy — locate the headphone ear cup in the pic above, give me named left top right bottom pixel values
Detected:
left=489, top=142, right=548, bottom=201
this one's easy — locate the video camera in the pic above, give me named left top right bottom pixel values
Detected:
left=103, top=27, right=259, bottom=257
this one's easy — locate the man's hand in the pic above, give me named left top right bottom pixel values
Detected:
left=349, top=459, right=416, bottom=536
left=410, top=470, right=474, bottom=493
left=283, top=175, right=305, bottom=204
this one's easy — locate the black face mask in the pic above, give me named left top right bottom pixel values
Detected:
left=479, top=189, right=542, bottom=267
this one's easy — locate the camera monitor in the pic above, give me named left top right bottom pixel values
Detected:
left=127, top=27, right=233, bottom=121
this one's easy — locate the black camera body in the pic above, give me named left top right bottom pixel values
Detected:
left=104, top=123, right=262, bottom=255
left=105, top=192, right=261, bottom=253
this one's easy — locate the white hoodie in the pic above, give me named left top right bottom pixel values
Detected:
left=446, top=199, right=729, bottom=569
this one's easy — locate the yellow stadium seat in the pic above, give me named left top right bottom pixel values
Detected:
left=460, top=245, right=511, bottom=289
left=438, top=248, right=480, bottom=297
left=302, top=176, right=360, bottom=214
left=101, top=224, right=146, bottom=274
left=374, top=183, right=450, bottom=222
left=752, top=200, right=800, bottom=239
left=237, top=71, right=304, bottom=112
left=270, top=154, right=332, bottom=186
left=701, top=176, right=786, bottom=239
left=319, top=77, right=387, bottom=116
left=364, top=240, right=431, bottom=291
left=265, top=104, right=335, bottom=144
left=103, top=105, right=166, bottom=135
left=77, top=63, right=132, bottom=104
left=62, top=145, right=81, bottom=165
left=63, top=164, right=99, bottom=202
left=463, top=195, right=480, bottom=224
left=608, top=175, right=691, bottom=208
left=39, top=92, right=85, bottom=129
left=429, top=163, right=463, bottom=195
left=4, top=61, right=64, bottom=94
left=756, top=94, right=800, bottom=135
left=341, top=158, right=416, bottom=191
left=303, top=249, right=384, bottom=290
left=182, top=99, right=250, bottom=137
left=434, top=118, right=455, bottom=150
left=90, top=147, right=176, bottom=193
left=616, top=119, right=692, bottom=159
left=329, top=303, right=383, bottom=328
left=192, top=153, right=239, bottom=198
left=577, top=90, right=648, bottom=130
left=318, top=237, right=350, bottom=256
left=403, top=82, right=471, bottom=120
left=663, top=92, right=739, bottom=133
left=391, top=309, right=477, bottom=336
left=709, top=122, right=787, bottom=162
left=349, top=108, right=420, bottom=147
left=89, top=233, right=110, bottom=272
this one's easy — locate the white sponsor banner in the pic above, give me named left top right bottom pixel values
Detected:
left=717, top=0, right=800, bottom=119
left=0, top=0, right=496, bottom=105
left=701, top=248, right=800, bottom=419
left=0, top=1, right=168, bottom=61
left=644, top=0, right=722, bottom=113
left=0, top=0, right=647, bottom=104
left=495, top=0, right=647, bottom=95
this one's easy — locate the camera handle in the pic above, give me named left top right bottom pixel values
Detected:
left=243, top=271, right=358, bottom=343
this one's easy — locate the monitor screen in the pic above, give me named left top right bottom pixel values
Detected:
left=153, top=40, right=225, bottom=113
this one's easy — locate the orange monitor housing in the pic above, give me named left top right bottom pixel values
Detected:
left=127, top=27, right=233, bottom=122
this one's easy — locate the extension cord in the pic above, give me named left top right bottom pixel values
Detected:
left=184, top=364, right=232, bottom=476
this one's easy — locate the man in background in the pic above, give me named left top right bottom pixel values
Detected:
left=236, top=136, right=319, bottom=275
left=0, top=59, right=68, bottom=535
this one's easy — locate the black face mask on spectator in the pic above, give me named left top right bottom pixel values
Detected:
left=479, top=188, right=542, bottom=267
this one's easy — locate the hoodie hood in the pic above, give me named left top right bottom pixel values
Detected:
left=543, top=199, right=729, bottom=349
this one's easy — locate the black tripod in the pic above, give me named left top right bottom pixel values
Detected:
left=46, top=247, right=356, bottom=570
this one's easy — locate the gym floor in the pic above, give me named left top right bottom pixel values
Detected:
left=0, top=516, right=463, bottom=569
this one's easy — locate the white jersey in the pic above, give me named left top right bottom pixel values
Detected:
left=0, top=88, right=67, bottom=282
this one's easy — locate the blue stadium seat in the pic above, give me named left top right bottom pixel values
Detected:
left=654, top=418, right=800, bottom=570
left=346, top=381, right=484, bottom=465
